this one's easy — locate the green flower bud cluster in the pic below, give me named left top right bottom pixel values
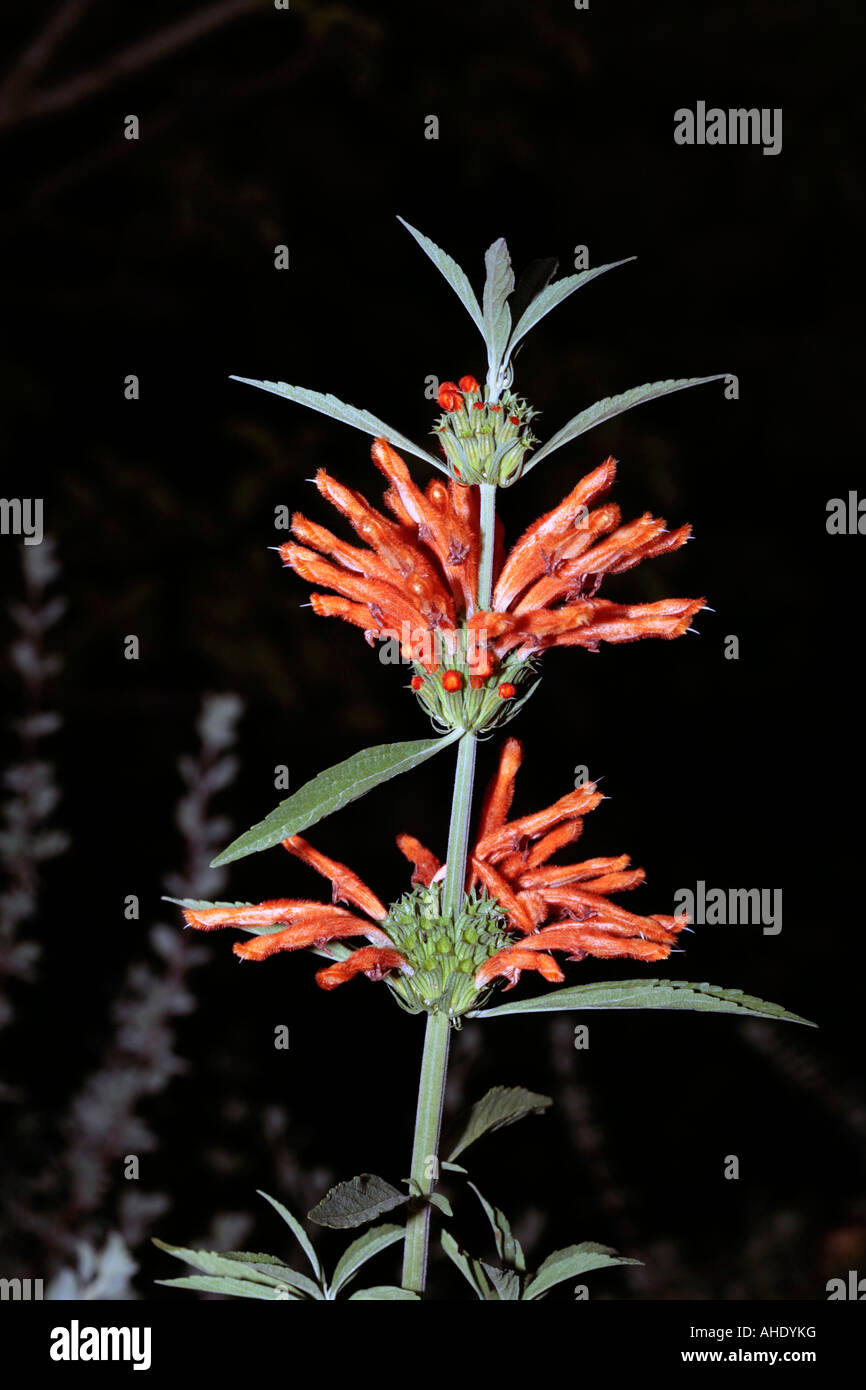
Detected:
left=383, top=884, right=513, bottom=1019
left=410, top=641, right=539, bottom=735
left=434, top=384, right=538, bottom=486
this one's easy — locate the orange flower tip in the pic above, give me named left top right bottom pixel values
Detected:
left=442, top=669, right=462, bottom=692
left=458, top=375, right=480, bottom=393
left=472, top=401, right=485, bottom=411
left=509, top=415, right=520, bottom=425
left=489, top=404, right=501, bottom=413
left=437, top=382, right=464, bottom=411
left=410, top=675, right=424, bottom=690
left=498, top=682, right=516, bottom=699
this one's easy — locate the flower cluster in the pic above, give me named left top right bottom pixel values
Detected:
left=181, top=738, right=685, bottom=1017
left=433, top=374, right=538, bottom=485
left=281, top=438, right=704, bottom=730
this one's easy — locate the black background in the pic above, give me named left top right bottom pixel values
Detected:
left=0, top=0, right=863, bottom=1301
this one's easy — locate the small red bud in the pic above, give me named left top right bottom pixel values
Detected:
left=472, top=400, right=485, bottom=411
left=458, top=375, right=480, bottom=393
left=509, top=415, right=520, bottom=424
left=442, top=670, right=462, bottom=692
left=437, top=382, right=464, bottom=412
left=411, top=675, right=424, bottom=690
left=498, top=682, right=516, bottom=699
left=489, top=404, right=501, bottom=413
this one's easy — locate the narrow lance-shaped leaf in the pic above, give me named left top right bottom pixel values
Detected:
left=211, top=729, right=462, bottom=867
left=328, top=1224, right=405, bottom=1298
left=524, top=375, right=726, bottom=473
left=220, top=1252, right=323, bottom=1300
left=256, top=1190, right=323, bottom=1282
left=397, top=216, right=485, bottom=337
left=229, top=377, right=448, bottom=475
left=506, top=258, right=636, bottom=359
left=155, top=1275, right=299, bottom=1300
left=468, top=1183, right=525, bottom=1272
left=447, top=1085, right=553, bottom=1161
left=481, top=1262, right=523, bottom=1300
left=482, top=237, right=515, bottom=387
left=440, top=1230, right=491, bottom=1301
left=469, top=979, right=816, bottom=1026
left=308, top=1174, right=409, bottom=1231
left=348, top=1285, right=421, bottom=1300
left=523, top=1243, right=641, bottom=1300
left=152, top=1239, right=291, bottom=1290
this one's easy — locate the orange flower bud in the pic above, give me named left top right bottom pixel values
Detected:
left=472, top=401, right=485, bottom=411
left=459, top=375, right=480, bottom=393
left=411, top=675, right=424, bottom=690
left=509, top=415, right=520, bottom=424
left=498, top=682, right=516, bottom=699
left=437, top=382, right=463, bottom=412
left=442, top=669, right=462, bottom=692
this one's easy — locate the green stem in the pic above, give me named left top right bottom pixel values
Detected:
left=401, top=1009, right=451, bottom=1293
left=402, top=481, right=498, bottom=1295
left=477, top=482, right=497, bottom=611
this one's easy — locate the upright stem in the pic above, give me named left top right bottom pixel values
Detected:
left=401, top=1009, right=451, bottom=1293
left=402, top=480, right=498, bottom=1294
left=477, top=482, right=497, bottom=612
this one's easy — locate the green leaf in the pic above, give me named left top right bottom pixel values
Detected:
left=469, top=979, right=816, bottom=1026
left=348, top=1285, right=421, bottom=1300
left=468, top=1183, right=525, bottom=1272
left=308, top=1175, right=409, bottom=1230
left=211, top=730, right=461, bottom=867
left=440, top=1230, right=489, bottom=1300
left=506, top=258, right=636, bottom=358
left=256, top=1190, right=323, bottom=1281
left=229, top=377, right=448, bottom=475
left=480, top=1261, right=522, bottom=1300
left=482, top=237, right=515, bottom=380
left=152, top=1239, right=291, bottom=1289
left=222, top=1252, right=323, bottom=1300
left=397, top=217, right=485, bottom=338
left=524, top=375, right=725, bottom=473
left=441, top=1160, right=468, bottom=1175
left=328, top=1224, right=405, bottom=1298
left=155, top=1275, right=299, bottom=1300
left=427, top=1192, right=453, bottom=1218
left=446, top=1085, right=553, bottom=1161
left=523, top=1243, right=642, bottom=1300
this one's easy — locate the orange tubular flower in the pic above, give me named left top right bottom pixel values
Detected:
left=465, top=736, right=687, bottom=990
left=182, top=834, right=413, bottom=990
left=182, top=739, right=685, bottom=1013
left=279, top=440, right=704, bottom=729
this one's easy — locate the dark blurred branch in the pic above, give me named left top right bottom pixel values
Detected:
left=0, top=0, right=257, bottom=132
left=0, top=0, right=95, bottom=120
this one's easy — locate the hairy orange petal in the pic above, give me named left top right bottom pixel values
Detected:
left=471, top=856, right=541, bottom=933
left=282, top=835, right=388, bottom=920
left=396, top=833, right=442, bottom=887
left=493, top=459, right=617, bottom=609
left=475, top=947, right=564, bottom=990
left=315, top=946, right=411, bottom=990
left=233, top=915, right=393, bottom=960
left=183, top=900, right=358, bottom=931
left=476, top=785, right=602, bottom=863
left=515, top=854, right=634, bottom=891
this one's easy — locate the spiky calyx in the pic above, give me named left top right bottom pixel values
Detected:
left=383, top=884, right=513, bottom=1019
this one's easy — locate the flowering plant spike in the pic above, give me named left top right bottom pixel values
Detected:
left=159, top=220, right=813, bottom=1303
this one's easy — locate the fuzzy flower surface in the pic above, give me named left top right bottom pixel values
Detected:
left=281, top=438, right=704, bottom=728
left=182, top=738, right=686, bottom=1015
